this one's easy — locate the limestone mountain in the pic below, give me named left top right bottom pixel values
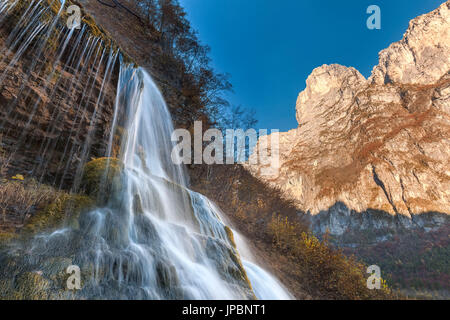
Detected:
left=247, top=1, right=450, bottom=236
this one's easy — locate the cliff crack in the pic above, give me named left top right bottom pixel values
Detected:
left=371, top=165, right=399, bottom=215
left=399, top=177, right=413, bottom=216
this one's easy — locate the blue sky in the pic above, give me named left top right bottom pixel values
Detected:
left=179, top=0, right=445, bottom=131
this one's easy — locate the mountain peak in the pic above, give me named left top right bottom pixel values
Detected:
left=370, top=1, right=450, bottom=85
left=296, top=64, right=366, bottom=125
left=248, top=2, right=450, bottom=225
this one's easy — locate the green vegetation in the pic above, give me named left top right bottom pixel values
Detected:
left=21, top=157, right=121, bottom=234
left=224, top=225, right=237, bottom=248
left=0, top=178, right=59, bottom=237
left=0, top=177, right=94, bottom=242
left=0, top=157, right=118, bottom=240
left=80, top=157, right=122, bottom=199
left=23, top=193, right=94, bottom=234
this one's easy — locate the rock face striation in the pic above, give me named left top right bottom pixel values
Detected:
left=247, top=2, right=450, bottom=238
left=0, top=3, right=118, bottom=187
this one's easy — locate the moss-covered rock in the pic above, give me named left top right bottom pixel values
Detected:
left=23, top=194, right=94, bottom=234
left=224, top=225, right=237, bottom=249
left=81, top=157, right=123, bottom=199
left=221, top=226, right=255, bottom=296
left=227, top=246, right=255, bottom=298
left=203, top=235, right=256, bottom=299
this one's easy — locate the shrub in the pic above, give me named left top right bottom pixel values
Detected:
left=267, top=214, right=394, bottom=299
left=0, top=178, right=57, bottom=224
left=23, top=193, right=94, bottom=234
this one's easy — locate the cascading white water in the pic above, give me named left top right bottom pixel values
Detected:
left=207, top=201, right=293, bottom=300
left=0, top=0, right=16, bottom=20
left=233, top=231, right=293, bottom=300
left=76, top=64, right=292, bottom=299
left=0, top=0, right=291, bottom=299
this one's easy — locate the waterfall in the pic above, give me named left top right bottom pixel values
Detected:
left=0, top=0, right=291, bottom=300
left=71, top=64, right=292, bottom=299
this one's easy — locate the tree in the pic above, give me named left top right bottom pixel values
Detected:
left=127, top=0, right=256, bottom=132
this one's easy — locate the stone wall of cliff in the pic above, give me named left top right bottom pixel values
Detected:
left=0, top=0, right=205, bottom=187
left=247, top=2, right=450, bottom=237
left=0, top=0, right=119, bottom=187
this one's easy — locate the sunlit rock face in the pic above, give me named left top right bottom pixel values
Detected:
left=247, top=2, right=450, bottom=236
left=370, top=1, right=450, bottom=85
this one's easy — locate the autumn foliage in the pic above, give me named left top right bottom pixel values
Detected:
left=268, top=214, right=393, bottom=299
left=190, top=164, right=398, bottom=299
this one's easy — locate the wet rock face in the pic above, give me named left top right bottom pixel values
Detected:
left=247, top=2, right=450, bottom=236
left=0, top=6, right=117, bottom=188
